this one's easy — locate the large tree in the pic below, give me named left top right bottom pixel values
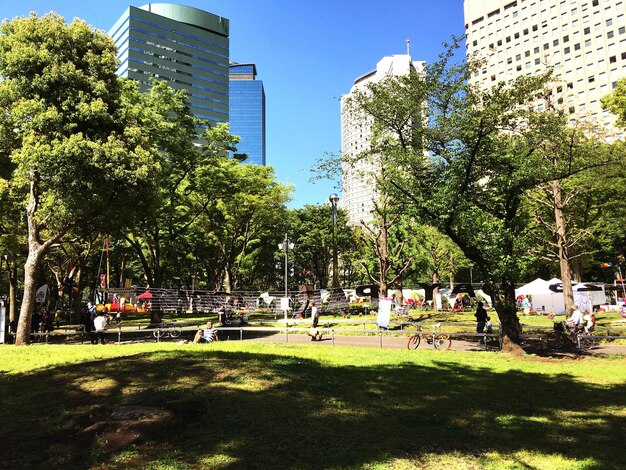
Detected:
left=0, top=14, right=159, bottom=345
left=347, top=41, right=618, bottom=349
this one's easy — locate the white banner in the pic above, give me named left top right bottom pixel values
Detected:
left=36, top=284, right=48, bottom=304
left=377, top=297, right=392, bottom=328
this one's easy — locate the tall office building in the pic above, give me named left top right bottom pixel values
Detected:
left=229, top=63, right=266, bottom=165
left=109, top=3, right=229, bottom=124
left=341, top=55, right=425, bottom=226
left=464, top=0, right=626, bottom=135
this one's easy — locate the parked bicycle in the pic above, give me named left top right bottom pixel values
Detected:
left=407, top=324, right=451, bottom=350
left=547, top=321, right=596, bottom=351
left=153, top=321, right=182, bottom=339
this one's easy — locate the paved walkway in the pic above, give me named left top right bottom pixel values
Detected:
left=238, top=332, right=626, bottom=356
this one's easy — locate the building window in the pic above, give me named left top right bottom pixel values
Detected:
left=610, top=55, right=617, bottom=63
left=584, top=27, right=591, bottom=34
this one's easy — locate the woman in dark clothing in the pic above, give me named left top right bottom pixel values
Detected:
left=475, top=301, right=488, bottom=333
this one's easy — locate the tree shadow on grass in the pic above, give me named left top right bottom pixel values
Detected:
left=1, top=350, right=625, bottom=469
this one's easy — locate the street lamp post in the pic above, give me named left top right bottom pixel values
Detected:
left=329, top=193, right=340, bottom=288
left=278, top=234, right=294, bottom=322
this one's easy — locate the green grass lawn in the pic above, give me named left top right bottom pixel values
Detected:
left=1, top=343, right=624, bottom=469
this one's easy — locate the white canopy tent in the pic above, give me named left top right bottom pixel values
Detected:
left=516, top=278, right=565, bottom=314
left=516, top=278, right=606, bottom=315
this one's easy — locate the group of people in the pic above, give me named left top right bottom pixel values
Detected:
left=566, top=304, right=596, bottom=335
left=31, top=306, right=54, bottom=333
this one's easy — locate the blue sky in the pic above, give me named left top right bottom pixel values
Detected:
left=2, top=0, right=465, bottom=208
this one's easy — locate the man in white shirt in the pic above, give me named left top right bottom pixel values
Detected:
left=93, top=313, right=107, bottom=345
left=567, top=305, right=584, bottom=335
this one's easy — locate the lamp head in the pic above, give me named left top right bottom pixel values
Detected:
left=328, top=193, right=339, bottom=204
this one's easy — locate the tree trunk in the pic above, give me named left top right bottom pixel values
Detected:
left=432, top=271, right=440, bottom=312
left=551, top=180, right=575, bottom=317
left=571, top=259, right=583, bottom=283
left=15, top=248, right=42, bottom=345
left=71, top=269, right=83, bottom=324
left=488, top=278, right=523, bottom=353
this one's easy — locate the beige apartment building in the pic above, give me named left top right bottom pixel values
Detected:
left=464, top=0, right=626, bottom=135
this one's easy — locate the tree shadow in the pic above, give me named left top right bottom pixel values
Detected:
left=1, top=350, right=624, bottom=469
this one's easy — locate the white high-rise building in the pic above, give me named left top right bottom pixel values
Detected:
left=341, top=54, right=425, bottom=226
left=464, top=0, right=626, bottom=135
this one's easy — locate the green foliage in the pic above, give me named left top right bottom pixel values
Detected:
left=343, top=37, right=620, bottom=343
left=0, top=13, right=159, bottom=238
left=287, top=204, right=356, bottom=288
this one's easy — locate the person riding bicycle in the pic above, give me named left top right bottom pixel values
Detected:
left=566, top=305, right=584, bottom=336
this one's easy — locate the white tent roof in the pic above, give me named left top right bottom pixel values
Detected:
left=515, top=278, right=549, bottom=296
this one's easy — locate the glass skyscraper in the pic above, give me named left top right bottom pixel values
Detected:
left=109, top=3, right=229, bottom=124
left=229, top=63, right=266, bottom=165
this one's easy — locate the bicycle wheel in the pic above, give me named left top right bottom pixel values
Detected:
left=547, top=332, right=564, bottom=349
left=169, top=328, right=182, bottom=338
left=153, top=328, right=164, bottom=339
left=407, top=334, right=421, bottom=350
left=433, top=334, right=451, bottom=351
left=578, top=336, right=596, bottom=351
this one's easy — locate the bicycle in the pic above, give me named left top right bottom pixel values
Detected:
left=547, top=321, right=596, bottom=351
left=407, top=324, right=451, bottom=350
left=153, top=322, right=182, bottom=339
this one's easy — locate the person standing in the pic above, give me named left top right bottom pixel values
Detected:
left=93, top=312, right=108, bottom=345
left=475, top=301, right=488, bottom=334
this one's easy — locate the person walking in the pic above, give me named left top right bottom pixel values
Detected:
left=308, top=302, right=322, bottom=341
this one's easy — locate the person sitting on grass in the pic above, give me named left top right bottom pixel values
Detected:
left=193, top=320, right=219, bottom=344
